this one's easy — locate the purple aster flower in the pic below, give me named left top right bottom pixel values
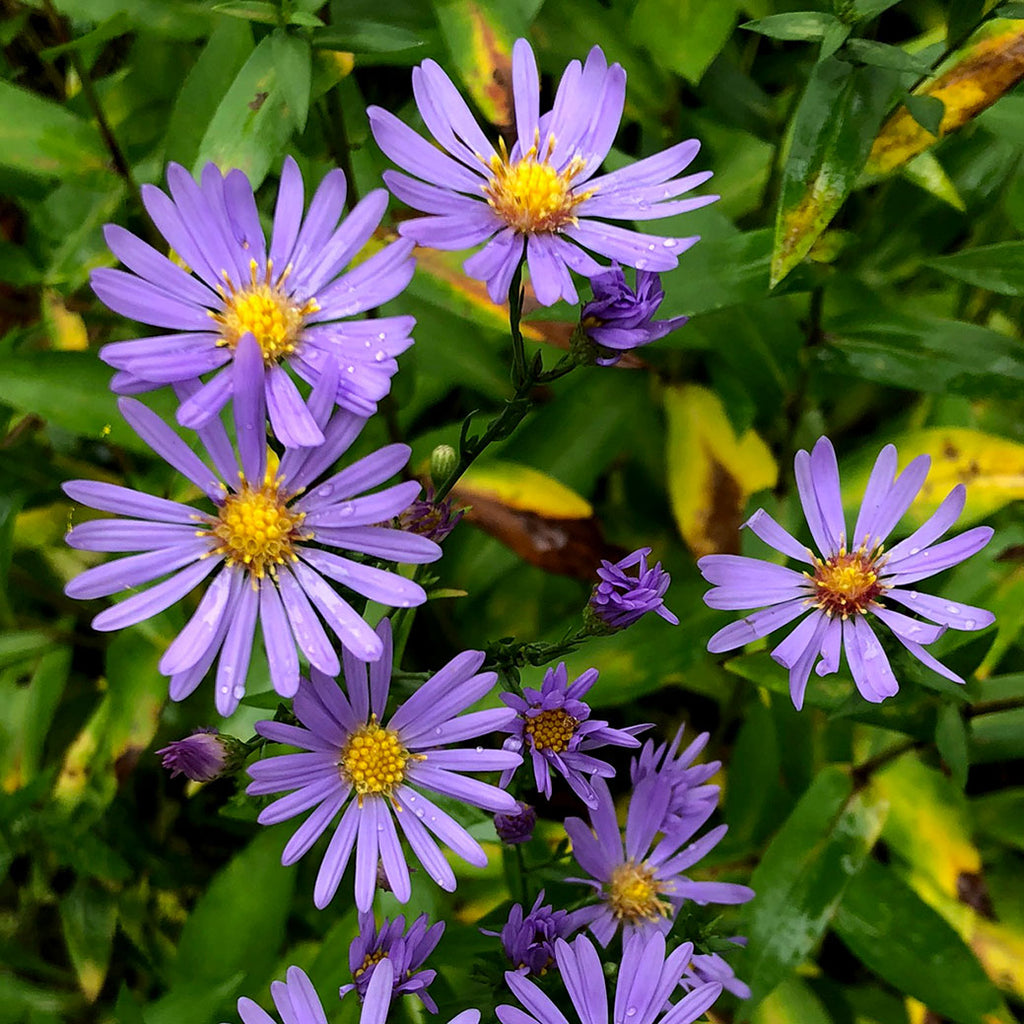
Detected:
left=498, top=662, right=647, bottom=808
left=497, top=933, right=723, bottom=1024
left=483, top=890, right=586, bottom=976
left=246, top=618, right=521, bottom=910
left=367, top=39, right=715, bottom=307
left=397, top=488, right=464, bottom=543
left=63, top=343, right=440, bottom=715
left=587, top=547, right=678, bottom=632
left=494, top=801, right=537, bottom=845
left=682, top=948, right=751, bottom=1002
left=339, top=911, right=443, bottom=1011
left=578, top=264, right=687, bottom=365
left=565, top=775, right=753, bottom=946
left=157, top=727, right=232, bottom=781
left=630, top=726, right=721, bottom=837
left=94, top=157, right=415, bottom=446
left=235, top=966, right=329, bottom=1024
left=698, top=436, right=996, bottom=709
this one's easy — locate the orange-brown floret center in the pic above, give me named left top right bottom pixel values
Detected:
left=524, top=708, right=578, bottom=754
left=812, top=550, right=885, bottom=617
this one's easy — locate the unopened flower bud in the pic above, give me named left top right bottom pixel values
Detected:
left=494, top=801, right=536, bottom=844
left=157, top=728, right=246, bottom=782
left=429, top=444, right=458, bottom=487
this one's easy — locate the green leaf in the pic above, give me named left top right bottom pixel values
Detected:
left=0, top=353, right=176, bottom=454
left=0, top=631, right=53, bottom=670
left=271, top=29, right=312, bottom=132
left=0, top=81, right=106, bottom=179
left=843, top=38, right=933, bottom=74
left=905, top=93, right=946, bottom=134
left=741, top=12, right=843, bottom=41
left=771, top=59, right=895, bottom=286
left=164, top=16, right=254, bottom=167
left=936, top=704, right=969, bottom=790
left=212, top=0, right=279, bottom=24
left=972, top=788, right=1024, bottom=851
left=833, top=860, right=1005, bottom=1024
left=740, top=766, right=888, bottom=1006
left=630, top=0, right=740, bottom=85
left=193, top=33, right=297, bottom=189
left=901, top=150, right=966, bottom=211
left=845, top=0, right=904, bottom=20
left=928, top=241, right=1024, bottom=296
left=58, top=877, right=117, bottom=1002
left=311, top=21, right=426, bottom=53
left=171, top=827, right=296, bottom=991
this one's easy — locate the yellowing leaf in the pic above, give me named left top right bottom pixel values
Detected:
left=885, top=427, right=1024, bottom=527
left=664, top=384, right=777, bottom=556
left=866, top=21, right=1024, bottom=176
left=458, top=462, right=592, bottom=519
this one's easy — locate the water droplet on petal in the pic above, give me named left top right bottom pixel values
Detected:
left=945, top=604, right=960, bottom=615
left=663, top=239, right=677, bottom=248
left=475, top=746, right=483, bottom=753
left=233, top=684, right=245, bottom=700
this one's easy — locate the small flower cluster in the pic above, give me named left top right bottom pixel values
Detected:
left=61, top=27, right=998, bottom=1024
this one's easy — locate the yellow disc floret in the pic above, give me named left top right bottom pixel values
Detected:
left=212, top=259, right=319, bottom=363
left=341, top=719, right=412, bottom=799
left=483, top=135, right=590, bottom=235
left=352, top=950, right=387, bottom=979
left=811, top=548, right=885, bottom=618
left=606, top=860, right=673, bottom=923
left=524, top=708, right=578, bottom=754
left=211, top=474, right=304, bottom=581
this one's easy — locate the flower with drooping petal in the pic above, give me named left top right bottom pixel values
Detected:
left=578, top=264, right=687, bottom=365
left=63, top=342, right=439, bottom=716
left=497, top=932, right=723, bottom=1024
left=587, top=546, right=678, bottom=632
left=484, top=890, right=586, bottom=976
left=698, top=436, right=995, bottom=709
left=234, top=966, right=328, bottom=1024
left=94, top=157, right=415, bottom=446
left=247, top=618, right=521, bottom=910
left=339, top=911, right=443, bottom=1011
left=630, top=725, right=720, bottom=837
left=565, top=775, right=753, bottom=946
left=368, top=39, right=715, bottom=307
left=498, top=663, right=647, bottom=808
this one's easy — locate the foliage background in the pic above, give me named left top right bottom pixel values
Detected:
left=2, top=0, right=1024, bottom=1022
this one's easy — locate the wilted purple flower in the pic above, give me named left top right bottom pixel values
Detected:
left=682, top=949, right=751, bottom=1001
left=339, top=911, right=443, bottom=1011
left=494, top=801, right=536, bottom=845
left=484, top=891, right=585, bottom=976
left=497, top=933, right=723, bottom=1024
left=579, top=264, right=687, bottom=365
left=498, top=662, right=647, bottom=808
left=630, top=726, right=720, bottom=836
left=94, top=158, right=415, bottom=445
left=565, top=775, right=753, bottom=946
left=236, top=966, right=328, bottom=1024
left=398, top=489, right=464, bottom=543
left=699, top=436, right=995, bottom=709
left=368, top=39, right=715, bottom=307
left=588, top=547, right=678, bottom=631
left=247, top=619, right=521, bottom=910
left=63, top=346, right=440, bottom=716
left=157, top=727, right=230, bottom=781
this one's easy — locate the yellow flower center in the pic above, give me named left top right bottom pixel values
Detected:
left=524, top=708, right=578, bottom=754
left=211, top=260, right=319, bottom=364
left=353, top=950, right=387, bottom=979
left=341, top=720, right=412, bottom=798
left=812, top=549, right=885, bottom=617
left=211, top=474, right=304, bottom=580
left=483, top=135, right=589, bottom=234
left=606, top=860, right=672, bottom=923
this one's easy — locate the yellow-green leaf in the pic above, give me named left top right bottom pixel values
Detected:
left=866, top=20, right=1024, bottom=176
left=664, top=384, right=777, bottom=556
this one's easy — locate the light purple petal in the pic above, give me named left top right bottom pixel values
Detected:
left=851, top=444, right=897, bottom=549
left=65, top=520, right=202, bottom=553
left=706, top=598, right=809, bottom=654
left=214, top=578, right=259, bottom=715
left=291, top=561, right=384, bottom=662
left=810, top=436, right=846, bottom=554
left=844, top=616, right=899, bottom=703
left=269, top=155, right=305, bottom=269
left=299, top=549, right=426, bottom=607
left=276, top=565, right=341, bottom=676
left=66, top=539, right=211, bottom=600
left=884, top=589, right=994, bottom=631
left=63, top=481, right=197, bottom=525
left=882, top=527, right=993, bottom=585
left=233, top=333, right=267, bottom=484
left=794, top=443, right=835, bottom=557
left=863, top=454, right=931, bottom=548
left=261, top=578, right=300, bottom=697
left=885, top=484, right=966, bottom=564
left=743, top=508, right=815, bottom=564
left=564, top=220, right=694, bottom=272
left=159, top=563, right=239, bottom=674
left=314, top=801, right=361, bottom=908
left=266, top=364, right=324, bottom=449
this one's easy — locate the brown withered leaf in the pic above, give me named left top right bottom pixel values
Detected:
left=867, top=22, right=1024, bottom=176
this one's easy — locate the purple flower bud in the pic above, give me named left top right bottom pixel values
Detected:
left=587, top=546, right=678, bottom=632
left=494, top=801, right=536, bottom=844
left=157, top=728, right=228, bottom=782
left=484, top=891, right=585, bottom=976
left=578, top=263, right=688, bottom=366
left=398, top=488, right=464, bottom=543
